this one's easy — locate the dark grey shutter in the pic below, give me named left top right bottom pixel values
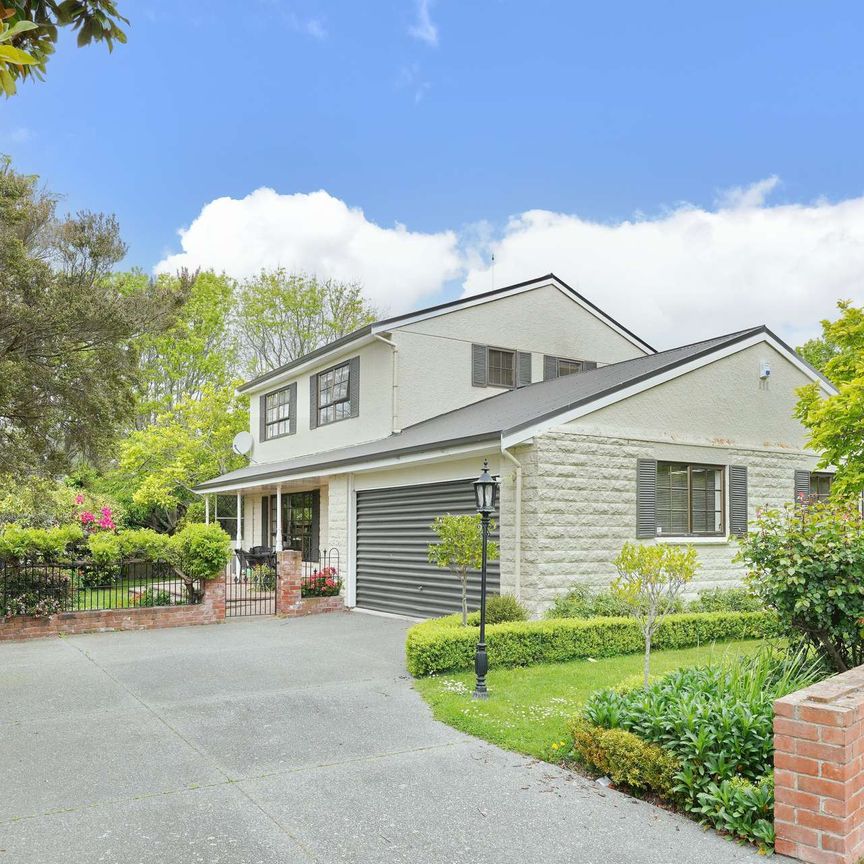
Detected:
left=349, top=356, right=360, bottom=418
left=729, top=465, right=748, bottom=537
left=517, top=351, right=532, bottom=387
left=636, top=458, right=658, bottom=538
left=794, top=470, right=811, bottom=503
left=310, top=490, right=320, bottom=562
left=288, top=383, right=297, bottom=435
left=259, top=394, right=268, bottom=441
left=261, top=497, right=269, bottom=547
left=472, top=344, right=487, bottom=387
left=543, top=355, right=558, bottom=381
left=583, top=360, right=598, bottom=371
left=309, top=374, right=318, bottom=429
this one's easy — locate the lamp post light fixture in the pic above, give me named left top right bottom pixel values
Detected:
left=472, top=459, right=499, bottom=699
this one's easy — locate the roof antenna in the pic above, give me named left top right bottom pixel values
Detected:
left=491, top=252, right=495, bottom=291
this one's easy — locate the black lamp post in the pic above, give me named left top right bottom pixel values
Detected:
left=472, top=459, right=498, bottom=699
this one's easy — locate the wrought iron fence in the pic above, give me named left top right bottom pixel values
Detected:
left=301, top=548, right=341, bottom=598
left=0, top=558, right=202, bottom=617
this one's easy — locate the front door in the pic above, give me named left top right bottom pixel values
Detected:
left=262, top=490, right=320, bottom=562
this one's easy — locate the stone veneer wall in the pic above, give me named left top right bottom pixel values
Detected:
left=518, top=430, right=816, bottom=615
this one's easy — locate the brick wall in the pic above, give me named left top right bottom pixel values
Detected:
left=276, top=550, right=345, bottom=618
left=0, top=577, right=226, bottom=643
left=774, top=667, right=864, bottom=864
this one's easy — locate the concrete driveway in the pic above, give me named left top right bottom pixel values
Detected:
left=0, top=613, right=767, bottom=863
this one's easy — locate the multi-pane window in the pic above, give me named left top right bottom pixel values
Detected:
left=656, top=462, right=724, bottom=536
left=263, top=386, right=292, bottom=440
left=318, top=362, right=351, bottom=425
left=810, top=473, right=833, bottom=502
left=215, top=494, right=241, bottom=542
left=556, top=358, right=583, bottom=377
left=487, top=348, right=516, bottom=388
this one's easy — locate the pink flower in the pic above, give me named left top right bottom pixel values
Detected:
left=75, top=493, right=85, bottom=505
left=80, top=511, right=95, bottom=525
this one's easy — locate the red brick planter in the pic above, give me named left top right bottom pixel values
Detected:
left=0, top=577, right=226, bottom=643
left=276, top=551, right=345, bottom=618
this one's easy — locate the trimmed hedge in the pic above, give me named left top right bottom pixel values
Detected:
left=405, top=611, right=782, bottom=677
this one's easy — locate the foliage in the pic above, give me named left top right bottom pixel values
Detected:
left=302, top=566, right=341, bottom=597
left=796, top=300, right=864, bottom=495
left=249, top=563, right=276, bottom=592
left=129, top=269, right=238, bottom=427
left=0, top=523, right=83, bottom=561
left=466, top=594, right=528, bottom=625
left=686, top=586, right=762, bottom=613
left=86, top=528, right=172, bottom=565
left=546, top=585, right=673, bottom=619
left=428, top=513, right=500, bottom=625
left=415, top=640, right=766, bottom=763
left=135, top=588, right=175, bottom=608
left=570, top=719, right=679, bottom=796
left=236, top=270, right=377, bottom=377
left=581, top=647, right=825, bottom=849
left=738, top=500, right=864, bottom=672
left=0, top=156, right=184, bottom=475
left=0, top=1, right=127, bottom=96
left=170, top=523, right=232, bottom=582
left=612, top=542, right=698, bottom=685
left=112, top=383, right=248, bottom=531
left=405, top=610, right=782, bottom=677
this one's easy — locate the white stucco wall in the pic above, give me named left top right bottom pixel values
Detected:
left=393, top=284, right=648, bottom=429
left=248, top=338, right=395, bottom=465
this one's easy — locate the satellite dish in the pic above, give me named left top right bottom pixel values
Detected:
left=232, top=431, right=254, bottom=456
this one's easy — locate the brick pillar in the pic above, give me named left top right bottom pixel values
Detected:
left=276, top=550, right=302, bottom=617
left=774, top=667, right=864, bottom=864
left=201, top=576, right=226, bottom=622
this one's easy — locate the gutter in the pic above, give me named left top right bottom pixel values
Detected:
left=500, top=443, right=523, bottom=601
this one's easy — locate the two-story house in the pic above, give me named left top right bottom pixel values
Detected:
left=196, top=273, right=835, bottom=618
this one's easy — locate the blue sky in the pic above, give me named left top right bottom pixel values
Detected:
left=3, top=1, right=864, bottom=345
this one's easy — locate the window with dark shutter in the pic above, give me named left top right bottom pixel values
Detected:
left=543, top=355, right=558, bottom=381
left=542, top=355, right=589, bottom=380
left=261, top=383, right=296, bottom=441
left=655, top=461, right=725, bottom=537
left=729, top=465, right=748, bottom=537
left=472, top=344, right=487, bottom=387
left=313, top=357, right=359, bottom=426
left=794, top=470, right=811, bottom=503
left=636, top=458, right=658, bottom=538
left=517, top=352, right=532, bottom=387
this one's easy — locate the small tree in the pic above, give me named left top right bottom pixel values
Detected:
left=428, top=514, right=500, bottom=625
left=611, top=542, right=698, bottom=686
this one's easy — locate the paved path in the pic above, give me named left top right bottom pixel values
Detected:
left=0, top=613, right=769, bottom=863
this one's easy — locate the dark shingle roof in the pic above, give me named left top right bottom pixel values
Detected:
left=196, top=326, right=768, bottom=491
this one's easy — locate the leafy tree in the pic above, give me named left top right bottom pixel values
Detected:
left=111, top=383, right=248, bottom=532
left=0, top=156, right=184, bottom=475
left=428, top=513, right=499, bottom=626
left=0, top=473, right=121, bottom=528
left=611, top=542, right=698, bottom=685
left=236, top=270, right=377, bottom=377
left=0, top=1, right=127, bottom=96
left=129, top=269, right=237, bottom=427
left=739, top=500, right=864, bottom=672
left=796, top=300, right=864, bottom=495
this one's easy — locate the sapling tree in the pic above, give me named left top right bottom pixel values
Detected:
left=611, top=542, right=698, bottom=686
left=428, top=514, right=499, bottom=626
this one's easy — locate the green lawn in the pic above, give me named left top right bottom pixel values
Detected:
left=414, top=639, right=768, bottom=762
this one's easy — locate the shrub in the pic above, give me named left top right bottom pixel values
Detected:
left=687, top=587, right=761, bottom=614
left=739, top=500, right=864, bottom=672
left=580, top=647, right=825, bottom=849
left=570, top=719, right=679, bottom=797
left=302, top=566, right=341, bottom=597
left=546, top=586, right=641, bottom=619
left=405, top=610, right=782, bottom=677
left=87, top=528, right=172, bottom=566
left=136, top=588, right=175, bottom=608
left=0, top=523, right=84, bottom=562
left=170, top=523, right=232, bottom=582
left=466, top=594, right=528, bottom=625
left=250, top=563, right=276, bottom=591
left=1, top=564, right=72, bottom=617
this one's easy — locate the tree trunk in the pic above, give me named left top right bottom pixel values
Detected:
left=461, top=572, right=468, bottom=626
left=643, top=636, right=652, bottom=688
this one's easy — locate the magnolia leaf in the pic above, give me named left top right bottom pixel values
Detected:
left=0, top=66, right=16, bottom=94
left=0, top=44, right=37, bottom=64
left=0, top=20, right=39, bottom=41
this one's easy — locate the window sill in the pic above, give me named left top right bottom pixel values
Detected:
left=655, top=536, right=731, bottom=546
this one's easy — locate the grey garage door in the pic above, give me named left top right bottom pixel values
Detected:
left=355, top=479, right=501, bottom=618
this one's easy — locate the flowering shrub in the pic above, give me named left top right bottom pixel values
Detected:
left=302, top=566, right=341, bottom=597
left=0, top=565, right=71, bottom=617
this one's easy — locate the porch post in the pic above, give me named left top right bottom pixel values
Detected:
left=235, top=491, right=242, bottom=579
left=205, top=495, right=210, bottom=525
left=275, top=485, right=283, bottom=551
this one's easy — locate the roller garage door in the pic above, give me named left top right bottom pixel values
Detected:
left=355, top=479, right=500, bottom=618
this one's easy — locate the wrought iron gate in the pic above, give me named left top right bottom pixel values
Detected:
left=225, top=554, right=277, bottom=617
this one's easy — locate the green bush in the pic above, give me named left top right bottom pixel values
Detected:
left=739, top=500, right=864, bottom=672
left=570, top=719, right=679, bottom=797
left=405, top=611, right=782, bottom=677
left=170, top=523, right=232, bottom=581
left=87, top=528, right=172, bottom=565
left=466, top=594, right=529, bottom=625
left=687, top=587, right=762, bottom=614
left=0, top=523, right=84, bottom=562
left=580, top=648, right=824, bottom=849
left=546, top=585, right=650, bottom=619
left=136, top=588, right=175, bottom=608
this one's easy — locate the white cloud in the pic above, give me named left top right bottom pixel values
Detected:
left=286, top=13, right=326, bottom=39
left=0, top=126, right=32, bottom=145
left=155, top=188, right=462, bottom=315
left=409, top=0, right=438, bottom=46
left=461, top=179, right=864, bottom=349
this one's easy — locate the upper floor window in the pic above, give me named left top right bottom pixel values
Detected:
left=260, top=383, right=296, bottom=441
left=543, top=355, right=597, bottom=380
left=472, top=344, right=531, bottom=388
left=487, top=348, right=516, bottom=388
left=310, top=356, right=359, bottom=428
left=556, top=358, right=583, bottom=377
left=656, top=461, right=725, bottom=537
